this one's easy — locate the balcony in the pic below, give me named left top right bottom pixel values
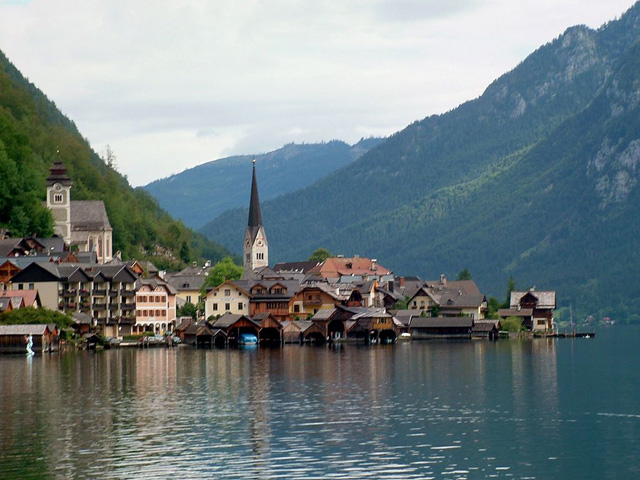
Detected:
left=93, top=289, right=107, bottom=296
left=79, top=289, right=90, bottom=297
left=121, top=289, right=135, bottom=297
left=109, top=290, right=118, bottom=298
left=93, top=303, right=107, bottom=311
left=62, top=290, right=77, bottom=297
left=121, top=304, right=136, bottom=311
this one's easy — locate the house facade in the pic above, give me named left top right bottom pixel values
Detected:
left=134, top=278, right=177, bottom=334
left=203, top=280, right=251, bottom=319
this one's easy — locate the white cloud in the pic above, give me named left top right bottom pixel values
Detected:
left=0, top=0, right=635, bottom=185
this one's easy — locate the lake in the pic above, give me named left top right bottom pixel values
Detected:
left=1, top=327, right=639, bottom=479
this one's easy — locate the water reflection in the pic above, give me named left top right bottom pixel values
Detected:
left=2, top=333, right=640, bottom=479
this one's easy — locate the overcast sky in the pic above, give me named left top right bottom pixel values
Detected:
left=0, top=0, right=635, bottom=186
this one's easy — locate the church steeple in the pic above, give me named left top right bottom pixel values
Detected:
left=46, top=153, right=72, bottom=243
left=247, top=158, right=263, bottom=238
left=243, top=159, right=268, bottom=270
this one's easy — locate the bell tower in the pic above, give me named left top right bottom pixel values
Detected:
left=46, top=154, right=73, bottom=244
left=243, top=158, right=268, bottom=270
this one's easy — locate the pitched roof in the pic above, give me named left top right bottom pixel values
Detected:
left=0, top=298, right=11, bottom=312
left=166, top=274, right=207, bottom=291
left=472, top=321, right=500, bottom=332
left=510, top=291, right=556, bottom=309
left=136, top=277, right=178, bottom=295
left=309, top=256, right=391, bottom=279
left=0, top=324, right=51, bottom=335
left=70, top=201, right=112, bottom=231
left=0, top=290, right=41, bottom=307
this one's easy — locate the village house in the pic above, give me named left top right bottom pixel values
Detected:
left=203, top=280, right=251, bottom=319
left=165, top=260, right=212, bottom=307
left=290, top=282, right=345, bottom=318
left=248, top=279, right=300, bottom=323
left=134, top=277, right=177, bottom=335
left=499, top=289, right=556, bottom=331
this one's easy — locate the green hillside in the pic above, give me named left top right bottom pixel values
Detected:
left=0, top=50, right=232, bottom=270
left=202, top=3, right=640, bottom=322
left=143, top=138, right=383, bottom=229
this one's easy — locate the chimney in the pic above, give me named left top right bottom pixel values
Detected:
left=116, top=251, right=122, bottom=260
left=192, top=261, right=197, bottom=267
left=371, top=259, right=377, bottom=271
left=440, top=274, right=447, bottom=286
left=388, top=280, right=394, bottom=293
left=399, top=277, right=405, bottom=287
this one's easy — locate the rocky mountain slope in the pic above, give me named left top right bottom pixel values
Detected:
left=202, top=2, right=640, bottom=321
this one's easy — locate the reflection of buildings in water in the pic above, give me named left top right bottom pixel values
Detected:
left=509, top=339, right=560, bottom=450
left=247, top=351, right=274, bottom=472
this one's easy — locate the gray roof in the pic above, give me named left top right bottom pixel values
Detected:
left=0, top=298, right=11, bottom=311
left=72, top=312, right=93, bottom=325
left=0, top=324, right=51, bottom=335
left=296, top=320, right=315, bottom=332
left=310, top=308, right=336, bottom=321
left=410, top=317, right=474, bottom=328
left=165, top=274, right=206, bottom=291
left=136, top=277, right=178, bottom=294
left=510, top=291, right=556, bottom=309
left=472, top=321, right=500, bottom=332
left=71, top=201, right=112, bottom=231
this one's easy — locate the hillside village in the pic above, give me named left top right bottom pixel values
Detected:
left=0, top=157, right=557, bottom=352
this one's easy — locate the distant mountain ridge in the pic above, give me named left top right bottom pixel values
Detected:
left=143, top=138, right=384, bottom=229
left=202, top=2, right=640, bottom=322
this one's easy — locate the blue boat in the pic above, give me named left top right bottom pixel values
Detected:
left=238, top=333, right=258, bottom=345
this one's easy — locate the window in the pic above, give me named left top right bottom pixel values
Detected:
left=238, top=302, right=243, bottom=310
left=213, top=303, right=218, bottom=311
left=162, top=310, right=166, bottom=316
left=256, top=252, right=264, bottom=260
left=186, top=295, right=192, bottom=303
left=28, top=283, right=34, bottom=290
left=225, top=303, right=231, bottom=311
left=136, top=310, right=141, bottom=316
left=54, top=193, right=63, bottom=203
left=224, top=289, right=231, bottom=296
left=150, top=310, right=154, bottom=317
left=294, top=304, right=300, bottom=313
left=143, top=310, right=148, bottom=316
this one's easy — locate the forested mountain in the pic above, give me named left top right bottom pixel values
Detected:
left=143, top=138, right=383, bottom=229
left=202, top=2, right=640, bottom=322
left=0, top=50, right=232, bottom=270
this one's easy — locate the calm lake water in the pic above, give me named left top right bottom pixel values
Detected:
left=1, top=327, right=639, bottom=479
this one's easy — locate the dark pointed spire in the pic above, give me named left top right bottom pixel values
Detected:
left=248, top=158, right=263, bottom=229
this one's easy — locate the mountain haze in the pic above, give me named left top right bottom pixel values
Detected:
left=143, top=138, right=383, bottom=229
left=202, top=2, right=640, bottom=321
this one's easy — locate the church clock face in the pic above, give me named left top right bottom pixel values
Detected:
left=257, top=239, right=264, bottom=247
left=54, top=183, right=62, bottom=191
left=245, top=238, right=251, bottom=247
